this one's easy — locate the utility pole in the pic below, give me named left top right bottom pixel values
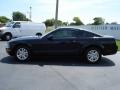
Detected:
left=55, top=0, right=59, bottom=29
left=29, top=6, right=32, bottom=21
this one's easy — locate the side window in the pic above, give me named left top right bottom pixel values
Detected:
left=49, top=28, right=74, bottom=39
left=47, top=28, right=100, bottom=39
left=69, top=29, right=99, bottom=38
left=13, top=22, right=21, bottom=28
left=51, top=29, right=67, bottom=39
left=83, top=31, right=94, bottom=37
left=70, top=30, right=85, bottom=37
left=51, top=29, right=86, bottom=38
left=84, top=31, right=100, bottom=37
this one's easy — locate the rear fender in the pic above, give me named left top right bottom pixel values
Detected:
left=81, top=44, right=104, bottom=55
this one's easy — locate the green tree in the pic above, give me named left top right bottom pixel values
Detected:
left=44, top=19, right=55, bottom=27
left=0, top=16, right=10, bottom=23
left=70, top=17, right=84, bottom=25
left=62, top=22, right=68, bottom=26
left=12, top=11, right=30, bottom=21
left=111, top=22, right=118, bottom=25
left=56, top=20, right=63, bottom=26
left=92, top=17, right=105, bottom=25
left=44, top=19, right=63, bottom=27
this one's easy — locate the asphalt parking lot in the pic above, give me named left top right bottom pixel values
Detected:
left=0, top=41, right=120, bottom=90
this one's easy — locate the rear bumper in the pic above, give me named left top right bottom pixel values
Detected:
left=103, top=45, right=118, bottom=55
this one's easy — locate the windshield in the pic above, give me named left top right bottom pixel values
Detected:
left=41, top=29, right=55, bottom=38
left=5, top=21, right=15, bottom=27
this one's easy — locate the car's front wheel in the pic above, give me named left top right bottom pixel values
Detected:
left=84, top=47, right=101, bottom=64
left=15, top=46, right=31, bottom=62
left=4, top=33, right=12, bottom=41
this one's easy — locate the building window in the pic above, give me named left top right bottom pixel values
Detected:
left=105, top=26, right=107, bottom=30
left=110, top=27, right=113, bottom=30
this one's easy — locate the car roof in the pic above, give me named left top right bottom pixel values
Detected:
left=56, top=27, right=102, bottom=36
left=57, top=27, right=89, bottom=32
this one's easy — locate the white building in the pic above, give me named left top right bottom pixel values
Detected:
left=66, top=25, right=120, bottom=40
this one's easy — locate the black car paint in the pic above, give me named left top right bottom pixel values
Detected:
left=6, top=28, right=118, bottom=56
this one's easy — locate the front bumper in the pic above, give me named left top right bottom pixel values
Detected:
left=0, top=32, right=4, bottom=38
left=6, top=48, right=14, bottom=56
left=0, top=33, right=2, bottom=38
left=6, top=43, right=14, bottom=56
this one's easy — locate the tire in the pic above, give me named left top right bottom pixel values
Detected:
left=15, top=46, right=31, bottom=62
left=36, top=33, right=42, bottom=36
left=84, top=47, right=101, bottom=64
left=4, top=33, right=12, bottom=41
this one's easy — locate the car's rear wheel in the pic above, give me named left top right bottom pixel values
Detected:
left=15, top=46, right=31, bottom=62
left=84, top=47, right=101, bottom=63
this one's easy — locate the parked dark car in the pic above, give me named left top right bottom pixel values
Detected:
left=6, top=28, right=118, bottom=63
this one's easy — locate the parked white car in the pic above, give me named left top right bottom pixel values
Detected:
left=0, top=21, right=46, bottom=40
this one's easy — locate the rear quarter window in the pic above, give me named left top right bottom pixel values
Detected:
left=82, top=31, right=101, bottom=37
left=71, top=29, right=101, bottom=38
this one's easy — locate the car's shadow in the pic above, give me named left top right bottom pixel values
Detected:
left=0, top=56, right=115, bottom=67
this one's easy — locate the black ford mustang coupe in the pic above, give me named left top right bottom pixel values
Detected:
left=6, top=28, right=118, bottom=63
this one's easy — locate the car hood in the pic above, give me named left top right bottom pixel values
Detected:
left=9, top=36, right=41, bottom=42
left=0, top=26, right=8, bottom=30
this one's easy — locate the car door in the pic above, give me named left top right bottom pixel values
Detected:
left=36, top=28, right=80, bottom=55
left=66, top=29, right=84, bottom=54
left=12, top=22, right=21, bottom=37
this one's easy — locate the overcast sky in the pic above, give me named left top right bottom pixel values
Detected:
left=0, top=0, right=120, bottom=24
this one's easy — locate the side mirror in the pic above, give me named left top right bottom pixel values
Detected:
left=12, top=25, right=15, bottom=28
left=36, top=33, right=42, bottom=37
left=47, top=35, right=53, bottom=40
left=12, top=24, right=20, bottom=28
